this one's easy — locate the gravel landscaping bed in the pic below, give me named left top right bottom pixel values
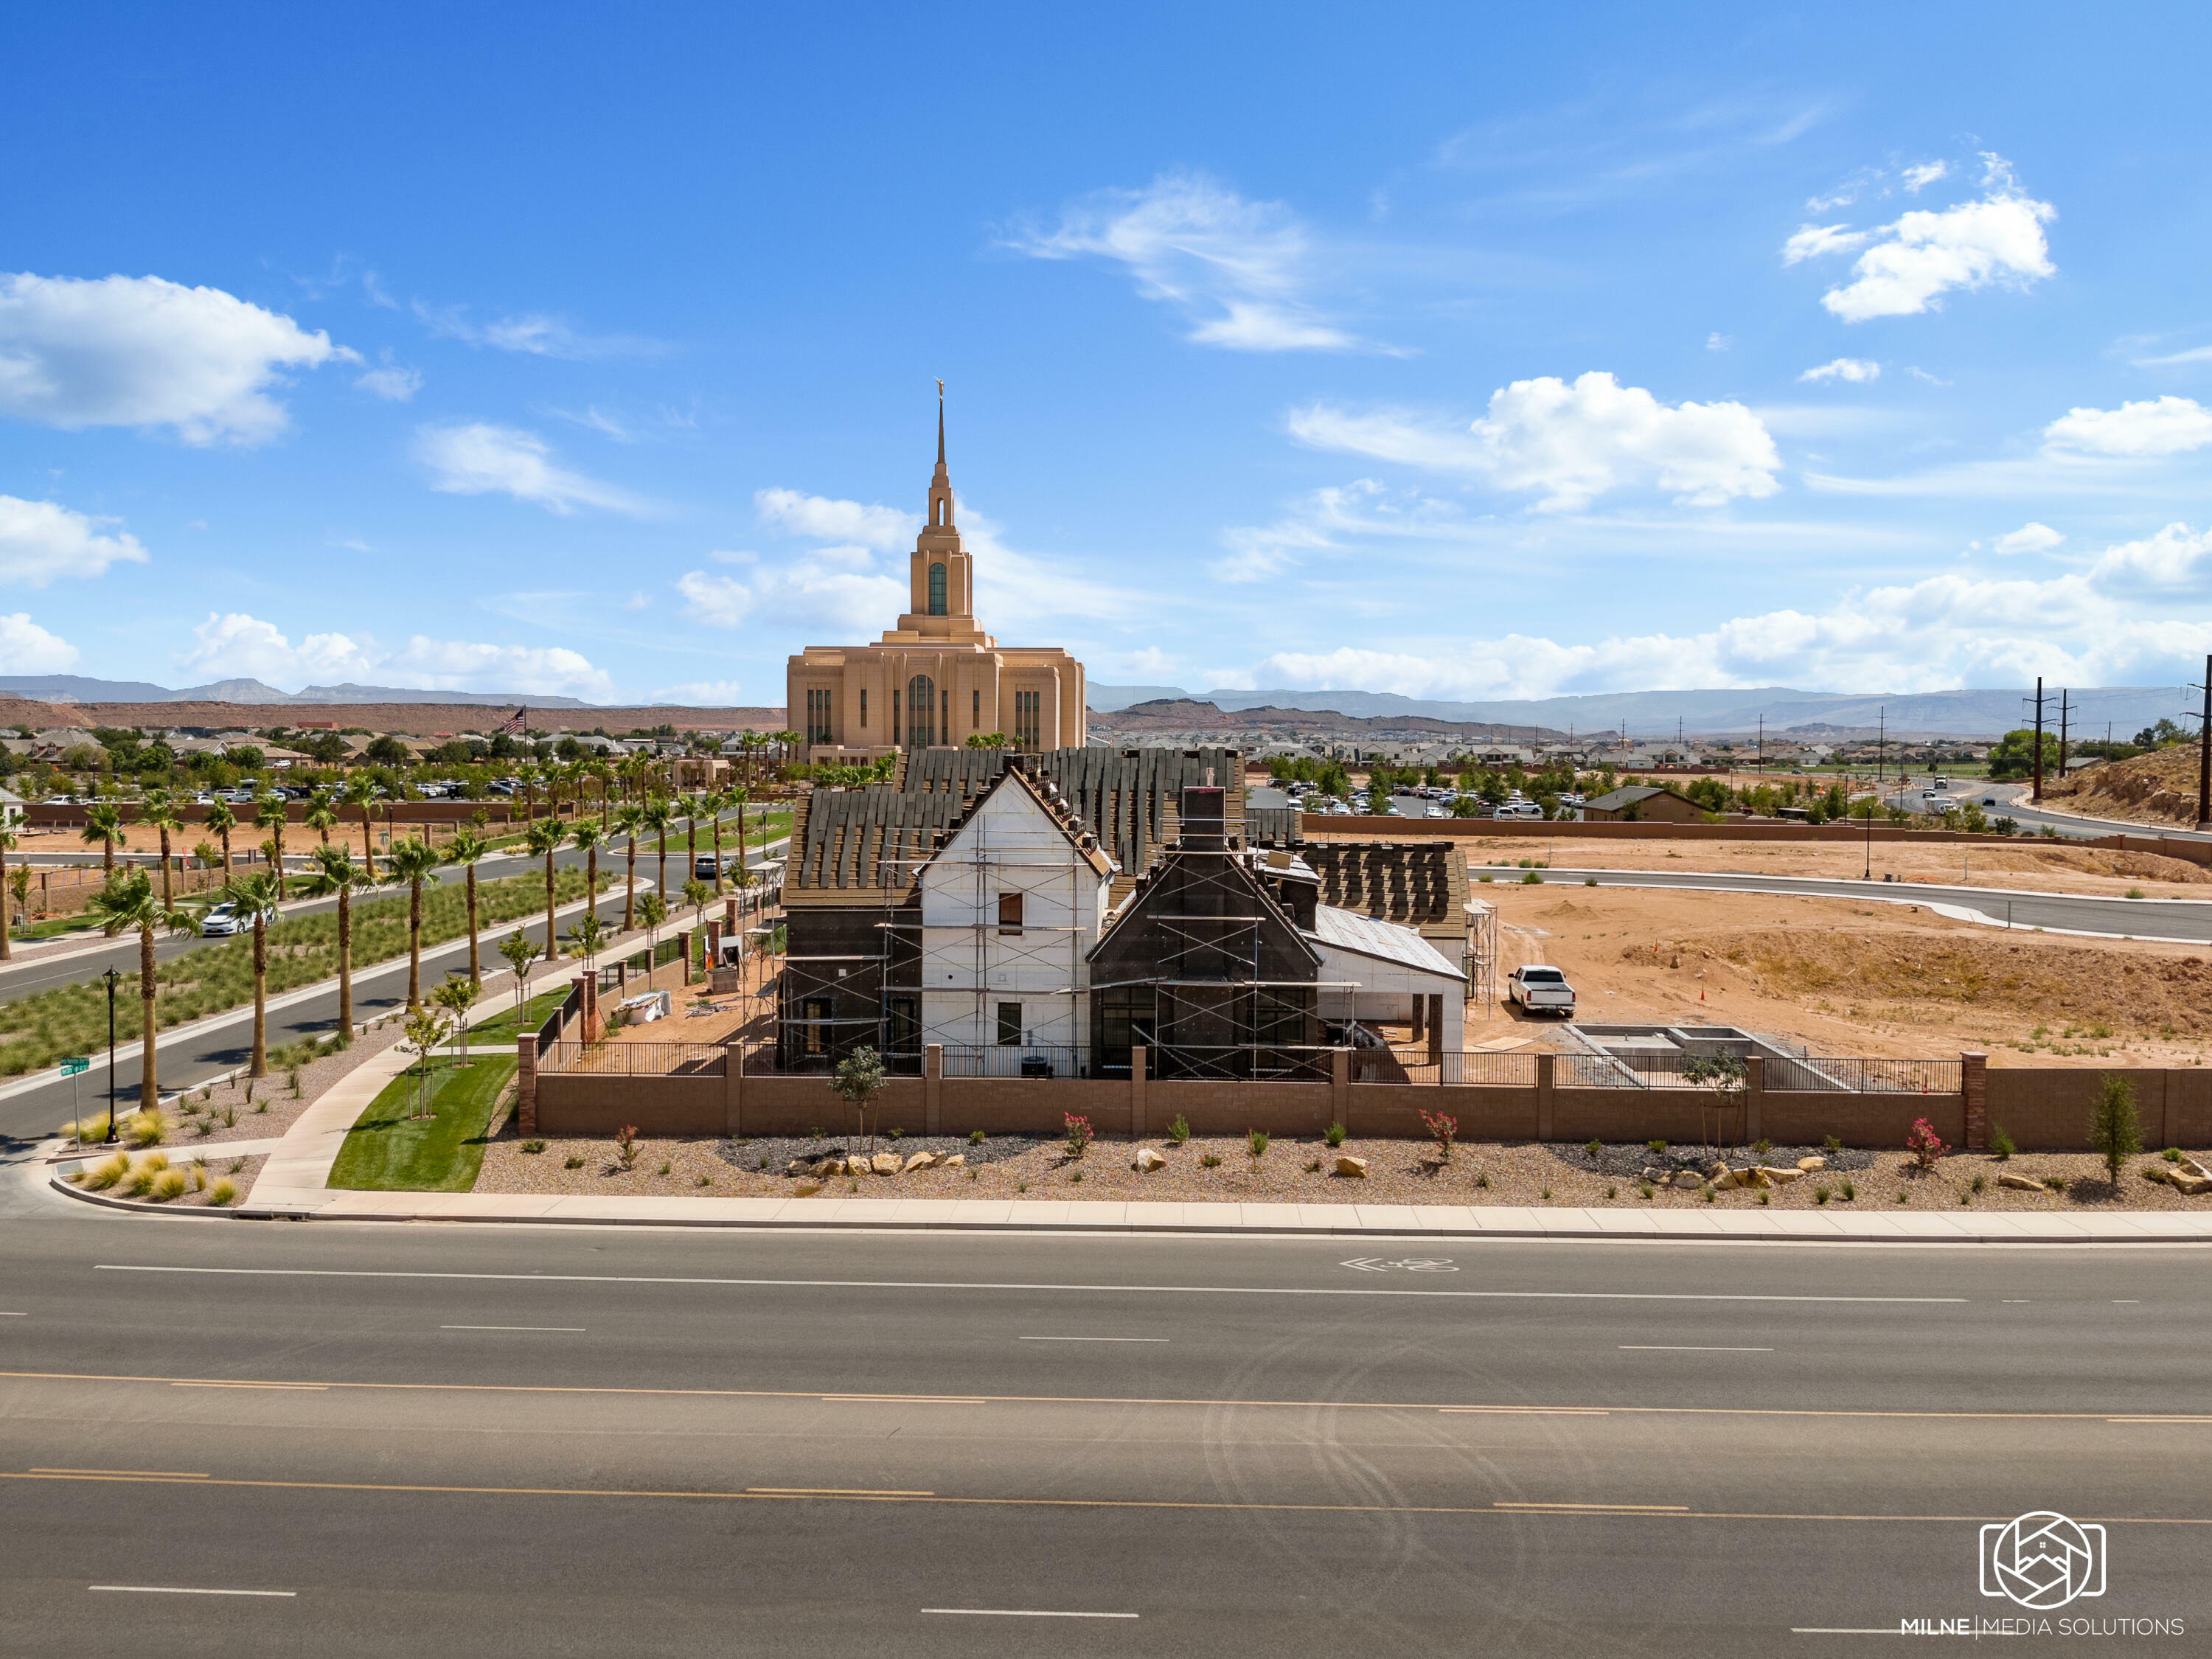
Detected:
left=714, top=1133, right=1039, bottom=1174
left=475, top=1125, right=2212, bottom=1211
left=1545, top=1139, right=1879, bottom=1180
left=158, top=1020, right=409, bottom=1147
left=61, top=1148, right=265, bottom=1208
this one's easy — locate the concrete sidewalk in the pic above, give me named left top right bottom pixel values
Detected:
left=198, top=1184, right=2212, bottom=1242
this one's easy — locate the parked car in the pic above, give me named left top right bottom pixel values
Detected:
left=1506, top=964, right=1576, bottom=1017
left=200, top=901, right=277, bottom=937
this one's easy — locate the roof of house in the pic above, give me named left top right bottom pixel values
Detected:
left=1295, top=840, right=1469, bottom=942
left=1583, top=784, right=1695, bottom=813
left=1306, top=903, right=1462, bottom=979
left=931, top=764, right=1116, bottom=883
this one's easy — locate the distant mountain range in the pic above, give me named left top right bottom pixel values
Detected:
left=1085, top=684, right=2187, bottom=740
left=0, top=675, right=593, bottom=709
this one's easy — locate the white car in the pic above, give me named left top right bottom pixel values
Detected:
left=1507, top=964, right=1576, bottom=1017
left=200, top=901, right=277, bottom=937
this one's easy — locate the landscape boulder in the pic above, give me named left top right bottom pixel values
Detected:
left=902, top=1150, right=939, bottom=1173
left=1756, top=1166, right=1803, bottom=1185
left=869, top=1151, right=902, bottom=1176
left=1999, top=1172, right=2050, bottom=1194
left=1797, top=1156, right=1826, bottom=1172
left=1672, top=1170, right=1702, bottom=1190
left=1335, top=1155, right=1368, bottom=1178
left=943, top=1154, right=965, bottom=1167
left=1133, top=1147, right=1167, bottom=1172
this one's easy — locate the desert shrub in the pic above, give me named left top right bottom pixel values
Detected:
left=1063, top=1114, right=1093, bottom=1160
left=968, top=1128, right=986, bottom=1146
left=521, top=1139, right=546, bottom=1154
left=1246, top=1128, right=1269, bottom=1158
left=1990, top=1123, right=2016, bottom=1161
left=1324, top=1121, right=1348, bottom=1148
left=124, top=1109, right=169, bottom=1147
left=564, top=1155, right=584, bottom=1169
left=1166, top=1115, right=1191, bottom=1146
left=1200, top=1153, right=1222, bottom=1169
left=150, top=1168, right=189, bottom=1202
left=1905, top=1118, right=1947, bottom=1171
left=207, top=1179, right=238, bottom=1206
left=2091, top=1074, right=2142, bottom=1187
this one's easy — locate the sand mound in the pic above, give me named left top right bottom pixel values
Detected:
left=2050, top=748, right=2203, bottom=829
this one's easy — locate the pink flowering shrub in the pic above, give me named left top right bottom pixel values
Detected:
left=1905, top=1117, right=1947, bottom=1171
left=1062, top=1113, right=1093, bottom=1160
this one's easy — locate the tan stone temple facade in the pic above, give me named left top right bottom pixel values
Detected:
left=787, top=397, right=1087, bottom=762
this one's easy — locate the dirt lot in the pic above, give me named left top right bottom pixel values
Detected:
left=474, top=1128, right=2212, bottom=1213
left=1419, top=831, right=2211, bottom=897
left=1470, top=880, right=2212, bottom=1067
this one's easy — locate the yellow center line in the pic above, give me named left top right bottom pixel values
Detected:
left=1495, top=1502, right=1689, bottom=1512
left=6, top=1471, right=2210, bottom=1526
left=1, top=1369, right=2204, bottom=1425
left=29, top=1468, right=209, bottom=1478
left=745, top=1486, right=935, bottom=1496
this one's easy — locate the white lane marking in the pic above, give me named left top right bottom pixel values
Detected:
left=440, top=1325, right=585, bottom=1332
left=2112, top=1298, right=2140, bottom=1304
left=0, top=1312, right=25, bottom=1316
left=1618, top=1345, right=1773, bottom=1352
left=823, top=1395, right=984, bottom=1405
left=95, top=1267, right=1969, bottom=1304
left=1495, top=1501, right=1686, bottom=1511
left=1018, top=1335, right=1169, bottom=1343
left=90, top=1585, right=296, bottom=1598
left=922, top=1608, right=1137, bottom=1619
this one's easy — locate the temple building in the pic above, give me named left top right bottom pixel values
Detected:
left=787, top=393, right=1088, bottom=762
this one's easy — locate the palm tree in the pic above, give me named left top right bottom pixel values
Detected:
left=613, top=801, right=646, bottom=932
left=445, top=827, right=492, bottom=984
left=570, top=820, right=604, bottom=938
left=139, top=788, right=187, bottom=908
left=589, top=759, right=615, bottom=831
left=219, top=869, right=285, bottom=1079
left=304, top=788, right=339, bottom=848
left=524, top=816, right=566, bottom=964
left=516, top=760, right=541, bottom=824
left=299, top=845, right=369, bottom=1040
left=203, top=799, right=237, bottom=874
left=0, top=815, right=15, bottom=961
left=87, top=870, right=194, bottom=1111
left=381, top=837, right=443, bottom=1009
left=643, top=794, right=674, bottom=905
left=81, top=799, right=122, bottom=877
left=700, top=788, right=731, bottom=894
left=683, top=790, right=703, bottom=891
left=255, top=793, right=290, bottom=900
left=342, top=773, right=380, bottom=874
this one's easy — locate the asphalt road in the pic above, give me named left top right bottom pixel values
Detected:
left=1537, top=866, right=2212, bottom=943
left=0, top=1200, right=2203, bottom=1656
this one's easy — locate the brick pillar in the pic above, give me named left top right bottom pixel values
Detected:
left=1131, top=1043, right=1147, bottom=1139
left=580, top=973, right=602, bottom=1043
left=1744, top=1054, right=1764, bottom=1147
left=705, top=919, right=722, bottom=968
left=1427, top=994, right=1444, bottom=1067
left=726, top=896, right=739, bottom=936
left=676, top=928, right=693, bottom=987
left=1411, top=996, right=1425, bottom=1043
left=1536, top=1051, right=1556, bottom=1143
left=924, top=1043, right=943, bottom=1136
left=516, top=1034, right=537, bottom=1135
left=1331, top=1046, right=1351, bottom=1135
left=1961, top=1051, right=1988, bottom=1151
left=723, top=1037, right=744, bottom=1135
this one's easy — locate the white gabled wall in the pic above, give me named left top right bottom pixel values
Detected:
left=1314, top=945, right=1467, bottom=1047
left=917, top=779, right=1112, bottom=1052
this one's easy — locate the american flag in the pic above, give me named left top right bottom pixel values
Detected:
left=498, top=706, right=527, bottom=735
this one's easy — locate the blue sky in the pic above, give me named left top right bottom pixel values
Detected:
left=4, top=2, right=2211, bottom=709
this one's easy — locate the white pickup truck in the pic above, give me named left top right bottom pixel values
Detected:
left=1507, top=964, right=1576, bottom=1018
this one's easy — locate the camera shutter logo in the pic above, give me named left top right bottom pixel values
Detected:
left=1980, top=1512, right=2105, bottom=1608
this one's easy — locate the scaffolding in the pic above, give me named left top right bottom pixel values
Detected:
left=1466, top=898, right=1498, bottom=1020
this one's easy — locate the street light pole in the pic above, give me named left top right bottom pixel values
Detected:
left=102, top=964, right=121, bottom=1142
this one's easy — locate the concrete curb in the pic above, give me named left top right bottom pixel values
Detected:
left=45, top=1162, right=245, bottom=1220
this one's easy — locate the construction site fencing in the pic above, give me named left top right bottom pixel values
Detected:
left=540, top=1040, right=728, bottom=1077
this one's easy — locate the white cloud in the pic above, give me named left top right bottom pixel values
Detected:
left=1901, top=161, right=1950, bottom=192
left=412, top=302, right=661, bottom=360
left=1005, top=170, right=1370, bottom=352
left=0, top=612, right=77, bottom=672
left=353, top=357, right=422, bottom=401
left=1705, top=333, right=1731, bottom=352
left=0, top=495, right=150, bottom=586
left=1113, top=647, right=1180, bottom=680
left=1209, top=518, right=2212, bottom=698
left=2129, top=344, right=2212, bottom=369
left=754, top=487, right=917, bottom=550
left=0, top=271, right=352, bottom=445
left=1787, top=161, right=2057, bottom=321
left=676, top=565, right=905, bottom=635
left=650, top=679, right=748, bottom=705
left=1211, top=479, right=1473, bottom=582
left=1905, top=366, right=1952, bottom=386
left=1992, top=521, right=2065, bottom=556
left=414, top=422, right=648, bottom=515
left=1293, top=372, right=1781, bottom=511
left=1799, top=358, right=1881, bottom=383
left=2043, top=395, right=2212, bottom=458
left=180, top=611, right=616, bottom=698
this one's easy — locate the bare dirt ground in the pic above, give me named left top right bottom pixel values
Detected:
left=475, top=1128, right=2212, bottom=1213
left=2046, top=747, right=2203, bottom=830
left=1470, top=880, right=2212, bottom=1068
left=1432, top=831, right=2211, bottom=898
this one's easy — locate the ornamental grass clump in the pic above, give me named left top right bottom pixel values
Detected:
left=207, top=1178, right=238, bottom=1207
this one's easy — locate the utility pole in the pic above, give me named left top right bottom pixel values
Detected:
left=1756, top=714, right=1764, bottom=773
left=2197, top=655, right=2211, bottom=831
left=2031, top=677, right=2045, bottom=804
left=1877, top=706, right=1886, bottom=793
left=2056, top=690, right=2070, bottom=787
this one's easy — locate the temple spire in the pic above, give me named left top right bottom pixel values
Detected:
left=936, top=378, right=945, bottom=467
left=926, top=380, right=954, bottom=529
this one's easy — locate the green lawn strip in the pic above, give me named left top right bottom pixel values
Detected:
left=456, top=986, right=577, bottom=1052
left=327, top=1052, right=516, bottom=1192
left=0, top=866, right=605, bottom=1078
